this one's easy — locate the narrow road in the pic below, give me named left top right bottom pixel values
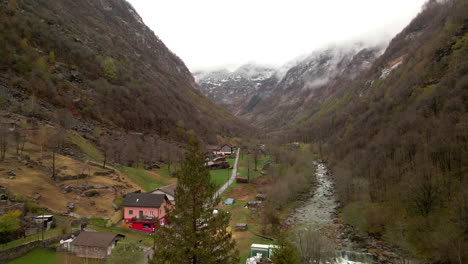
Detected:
left=214, top=148, right=240, bottom=199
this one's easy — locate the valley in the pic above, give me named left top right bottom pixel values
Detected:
left=0, top=0, right=467, bottom=263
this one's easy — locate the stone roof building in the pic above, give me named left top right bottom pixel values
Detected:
left=150, top=183, right=176, bottom=202
left=71, top=232, right=124, bottom=259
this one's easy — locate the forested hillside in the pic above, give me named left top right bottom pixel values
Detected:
left=280, top=1, right=467, bottom=262
left=0, top=0, right=251, bottom=143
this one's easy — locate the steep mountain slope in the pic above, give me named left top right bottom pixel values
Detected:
left=0, top=0, right=251, bottom=143
left=195, top=44, right=384, bottom=129
left=193, top=64, right=279, bottom=115
left=283, top=1, right=468, bottom=262
left=245, top=44, right=384, bottom=128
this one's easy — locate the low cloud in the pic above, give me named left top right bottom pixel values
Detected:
left=129, top=0, right=428, bottom=71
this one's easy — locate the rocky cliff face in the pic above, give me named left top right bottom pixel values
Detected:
left=196, top=44, right=384, bottom=128
left=193, top=64, right=279, bottom=115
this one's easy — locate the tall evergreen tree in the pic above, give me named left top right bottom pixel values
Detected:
left=271, top=234, right=302, bottom=264
left=151, top=136, right=239, bottom=264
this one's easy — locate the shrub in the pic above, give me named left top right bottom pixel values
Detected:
left=101, top=57, right=118, bottom=80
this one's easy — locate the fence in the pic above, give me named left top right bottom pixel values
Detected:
left=0, top=230, right=80, bottom=264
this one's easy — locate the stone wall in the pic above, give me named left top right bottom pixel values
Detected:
left=0, top=200, right=25, bottom=215
left=0, top=230, right=81, bottom=264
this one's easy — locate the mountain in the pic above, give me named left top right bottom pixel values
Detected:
left=281, top=0, right=468, bottom=262
left=0, top=0, right=253, bottom=221
left=193, top=64, right=279, bottom=115
left=195, top=44, right=385, bottom=128
left=243, top=44, right=385, bottom=128
left=0, top=0, right=251, bottom=144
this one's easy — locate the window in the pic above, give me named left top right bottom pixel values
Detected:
left=129, top=210, right=133, bottom=215
left=149, top=211, right=153, bottom=216
left=143, top=224, right=151, bottom=229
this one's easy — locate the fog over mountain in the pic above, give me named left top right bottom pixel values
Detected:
left=128, top=0, right=427, bottom=71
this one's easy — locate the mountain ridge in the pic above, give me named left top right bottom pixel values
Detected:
left=0, top=0, right=252, bottom=144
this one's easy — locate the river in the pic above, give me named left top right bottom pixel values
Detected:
left=286, top=161, right=377, bottom=264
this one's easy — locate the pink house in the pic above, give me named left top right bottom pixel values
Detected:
left=122, top=193, right=172, bottom=232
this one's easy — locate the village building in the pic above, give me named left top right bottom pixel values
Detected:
left=218, top=144, right=233, bottom=155
left=205, top=145, right=221, bottom=157
left=205, top=144, right=235, bottom=157
left=250, top=243, right=279, bottom=259
left=33, top=215, right=54, bottom=229
left=122, top=193, right=171, bottom=232
left=150, top=183, right=176, bottom=203
left=70, top=232, right=124, bottom=259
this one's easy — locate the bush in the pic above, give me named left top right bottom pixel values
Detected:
left=107, top=239, right=144, bottom=264
left=101, top=57, right=118, bottom=80
left=0, top=210, right=22, bottom=243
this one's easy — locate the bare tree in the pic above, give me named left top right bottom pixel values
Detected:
left=0, top=124, right=8, bottom=160
left=99, top=135, right=112, bottom=168
left=48, top=128, right=65, bottom=181
left=292, top=225, right=335, bottom=264
left=13, top=130, right=26, bottom=155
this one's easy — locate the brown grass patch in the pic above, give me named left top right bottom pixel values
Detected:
left=146, top=171, right=177, bottom=185
left=0, top=146, right=137, bottom=217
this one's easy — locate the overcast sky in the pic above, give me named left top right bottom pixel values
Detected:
left=127, top=0, right=427, bottom=71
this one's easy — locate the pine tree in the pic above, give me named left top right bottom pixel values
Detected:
left=151, top=136, right=239, bottom=264
left=270, top=234, right=302, bottom=264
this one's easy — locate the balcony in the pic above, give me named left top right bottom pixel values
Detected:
left=131, top=216, right=157, bottom=223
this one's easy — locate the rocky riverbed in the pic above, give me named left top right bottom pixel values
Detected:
left=286, top=161, right=409, bottom=264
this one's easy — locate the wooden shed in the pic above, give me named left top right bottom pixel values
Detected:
left=71, top=232, right=124, bottom=259
left=235, top=223, right=248, bottom=231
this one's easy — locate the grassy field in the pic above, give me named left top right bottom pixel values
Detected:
left=118, top=165, right=177, bottom=192
left=7, top=248, right=104, bottom=264
left=66, top=131, right=104, bottom=162
left=7, top=248, right=59, bottom=264
left=209, top=157, right=235, bottom=188
left=210, top=168, right=232, bottom=187
left=237, top=154, right=271, bottom=180
left=218, top=174, right=277, bottom=264
left=119, top=166, right=164, bottom=191
left=0, top=230, right=62, bottom=250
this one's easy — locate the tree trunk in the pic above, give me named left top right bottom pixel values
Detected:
left=103, top=151, right=107, bottom=169
left=52, top=148, right=56, bottom=181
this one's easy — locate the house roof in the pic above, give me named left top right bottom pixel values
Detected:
left=156, top=183, right=177, bottom=197
left=122, top=193, right=166, bottom=208
left=223, top=198, right=235, bottom=205
left=206, top=145, right=221, bottom=151
left=71, top=232, right=120, bottom=248
left=35, top=215, right=54, bottom=219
